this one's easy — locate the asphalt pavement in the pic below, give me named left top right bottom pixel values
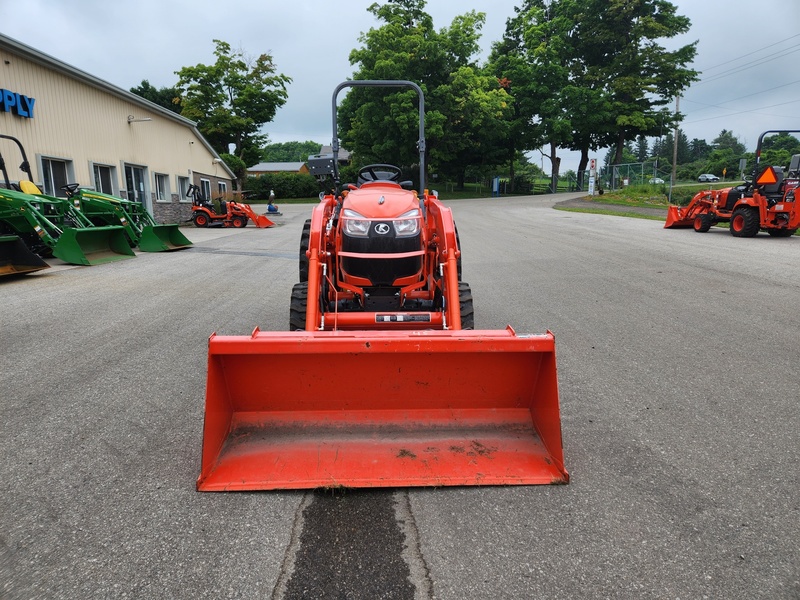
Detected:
left=1, top=195, right=798, bottom=599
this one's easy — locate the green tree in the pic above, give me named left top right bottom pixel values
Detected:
left=574, top=0, right=698, bottom=165
left=759, top=132, right=800, bottom=169
left=430, top=66, right=512, bottom=188
left=635, top=135, right=649, bottom=162
left=490, top=1, right=576, bottom=189
left=261, top=141, right=323, bottom=162
left=675, top=129, right=691, bottom=164
left=175, top=40, right=291, bottom=168
left=491, top=0, right=696, bottom=186
left=339, top=1, right=509, bottom=189
left=129, top=80, right=181, bottom=114
left=688, top=138, right=712, bottom=162
left=712, top=129, right=746, bottom=155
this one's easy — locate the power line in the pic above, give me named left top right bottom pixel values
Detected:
left=684, top=98, right=800, bottom=125
left=694, top=44, right=800, bottom=85
left=683, top=79, right=800, bottom=115
left=696, top=33, right=800, bottom=72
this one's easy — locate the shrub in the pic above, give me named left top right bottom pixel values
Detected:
left=244, top=173, right=321, bottom=199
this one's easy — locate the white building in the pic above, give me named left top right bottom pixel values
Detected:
left=0, top=33, right=234, bottom=223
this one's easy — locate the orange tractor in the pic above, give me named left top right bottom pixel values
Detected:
left=188, top=185, right=274, bottom=228
left=197, top=80, right=568, bottom=491
left=665, top=130, right=800, bottom=237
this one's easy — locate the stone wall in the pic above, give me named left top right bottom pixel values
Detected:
left=152, top=194, right=194, bottom=225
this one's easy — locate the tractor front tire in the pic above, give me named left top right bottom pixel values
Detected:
left=693, top=213, right=713, bottom=233
left=232, top=216, right=247, bottom=228
left=289, top=282, right=308, bottom=331
left=299, top=219, right=311, bottom=282
left=730, top=207, right=759, bottom=237
left=458, top=282, right=474, bottom=330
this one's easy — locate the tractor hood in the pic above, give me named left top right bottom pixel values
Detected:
left=344, top=182, right=419, bottom=219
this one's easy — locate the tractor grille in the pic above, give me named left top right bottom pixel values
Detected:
left=342, top=225, right=421, bottom=286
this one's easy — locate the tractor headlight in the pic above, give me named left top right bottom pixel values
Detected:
left=394, top=209, right=421, bottom=237
left=343, top=209, right=370, bottom=237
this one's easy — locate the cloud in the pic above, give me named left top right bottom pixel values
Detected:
left=4, top=0, right=799, bottom=170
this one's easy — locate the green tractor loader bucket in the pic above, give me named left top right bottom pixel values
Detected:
left=52, top=226, right=135, bottom=265
left=137, top=224, right=193, bottom=252
left=0, top=235, right=49, bottom=276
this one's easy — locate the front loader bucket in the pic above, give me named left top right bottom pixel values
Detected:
left=0, top=235, right=49, bottom=276
left=664, top=205, right=694, bottom=228
left=198, top=327, right=567, bottom=491
left=250, top=213, right=275, bottom=228
left=52, top=226, right=135, bottom=265
left=137, top=225, right=193, bottom=252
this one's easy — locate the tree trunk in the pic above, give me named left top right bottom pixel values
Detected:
left=457, top=170, right=465, bottom=191
left=508, top=144, right=516, bottom=192
left=577, top=147, right=589, bottom=191
left=613, top=132, right=625, bottom=164
left=549, top=141, right=560, bottom=193
left=612, top=132, right=626, bottom=188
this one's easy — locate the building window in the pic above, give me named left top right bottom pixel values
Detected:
left=217, top=181, right=227, bottom=196
left=177, top=176, right=190, bottom=202
left=92, top=164, right=115, bottom=194
left=124, top=164, right=150, bottom=213
left=200, top=178, right=211, bottom=201
left=155, top=173, right=169, bottom=202
left=41, top=158, right=71, bottom=197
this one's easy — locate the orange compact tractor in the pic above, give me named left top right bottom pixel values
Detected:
left=665, top=130, right=800, bottom=237
left=188, top=185, right=274, bottom=228
left=197, top=81, right=568, bottom=491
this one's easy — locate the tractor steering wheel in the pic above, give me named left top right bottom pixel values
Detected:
left=357, top=164, right=403, bottom=185
left=60, top=183, right=80, bottom=197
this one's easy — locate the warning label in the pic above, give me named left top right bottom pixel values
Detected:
left=375, top=314, right=431, bottom=323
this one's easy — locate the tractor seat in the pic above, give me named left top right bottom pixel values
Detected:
left=761, top=167, right=785, bottom=206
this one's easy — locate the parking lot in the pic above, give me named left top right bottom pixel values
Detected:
left=2, top=194, right=798, bottom=599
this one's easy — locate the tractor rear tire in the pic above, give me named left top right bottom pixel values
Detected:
left=289, top=282, right=308, bottom=331
left=193, top=213, right=209, bottom=228
left=458, top=282, right=474, bottom=330
left=766, top=228, right=796, bottom=237
left=730, top=207, right=759, bottom=237
left=299, top=219, right=311, bottom=282
left=693, top=213, right=713, bottom=233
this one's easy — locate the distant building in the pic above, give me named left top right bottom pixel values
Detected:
left=246, top=162, right=310, bottom=176
left=0, top=33, right=234, bottom=224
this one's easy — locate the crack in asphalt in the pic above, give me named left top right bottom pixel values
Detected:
left=271, top=490, right=431, bottom=600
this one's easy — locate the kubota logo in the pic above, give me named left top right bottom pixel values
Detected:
left=374, top=223, right=391, bottom=235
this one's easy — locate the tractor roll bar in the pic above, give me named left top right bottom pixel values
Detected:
left=753, top=130, right=800, bottom=175
left=331, top=80, right=426, bottom=192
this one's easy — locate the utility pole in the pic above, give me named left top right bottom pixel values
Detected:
left=668, top=96, right=680, bottom=203
left=671, top=95, right=680, bottom=185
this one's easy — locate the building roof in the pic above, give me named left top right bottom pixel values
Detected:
left=0, top=32, right=235, bottom=179
left=248, top=162, right=307, bottom=172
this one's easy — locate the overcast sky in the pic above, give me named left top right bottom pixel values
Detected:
left=3, top=0, right=799, bottom=171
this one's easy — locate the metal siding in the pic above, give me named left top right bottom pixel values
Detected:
left=0, top=47, right=225, bottom=194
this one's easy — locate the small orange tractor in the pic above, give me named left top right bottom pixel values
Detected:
left=188, top=185, right=274, bottom=228
left=197, top=81, right=567, bottom=491
left=665, top=130, right=800, bottom=237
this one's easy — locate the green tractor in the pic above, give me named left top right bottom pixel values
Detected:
left=62, top=184, right=192, bottom=252
left=0, top=233, right=49, bottom=277
left=0, top=134, right=134, bottom=266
